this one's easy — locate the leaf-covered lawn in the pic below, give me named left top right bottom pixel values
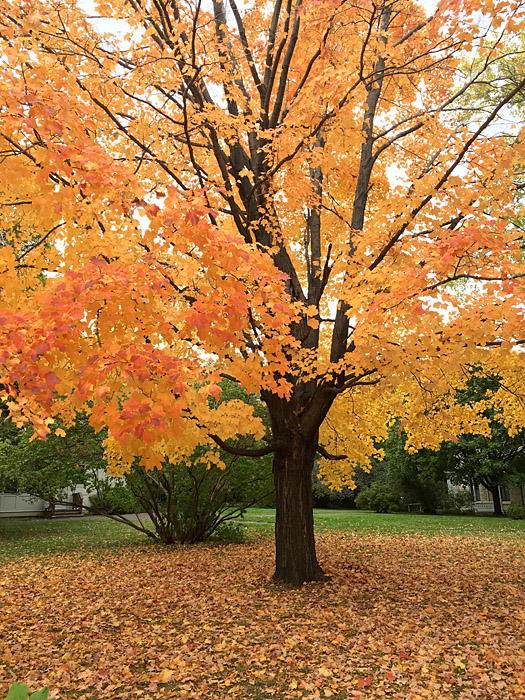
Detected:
left=1, top=532, right=524, bottom=700
left=0, top=511, right=524, bottom=563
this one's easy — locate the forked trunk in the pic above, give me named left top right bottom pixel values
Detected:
left=273, top=434, right=327, bottom=585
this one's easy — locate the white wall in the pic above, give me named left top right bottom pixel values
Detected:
left=0, top=483, right=95, bottom=517
left=0, top=493, right=46, bottom=518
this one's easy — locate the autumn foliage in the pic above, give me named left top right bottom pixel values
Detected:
left=1, top=0, right=525, bottom=582
left=1, top=532, right=524, bottom=699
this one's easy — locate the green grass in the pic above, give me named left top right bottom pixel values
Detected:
left=0, top=508, right=523, bottom=560
left=0, top=517, right=145, bottom=560
left=242, top=507, right=525, bottom=536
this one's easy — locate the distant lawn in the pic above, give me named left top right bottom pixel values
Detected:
left=0, top=508, right=523, bottom=561
left=242, top=507, right=525, bottom=536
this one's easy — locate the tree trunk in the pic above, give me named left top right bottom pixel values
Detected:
left=485, top=481, right=504, bottom=516
left=272, top=432, right=327, bottom=585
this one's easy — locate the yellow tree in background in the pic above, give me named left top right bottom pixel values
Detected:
left=1, top=0, right=524, bottom=583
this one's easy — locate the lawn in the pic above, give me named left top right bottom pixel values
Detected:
left=1, top=510, right=523, bottom=561
left=0, top=517, right=146, bottom=560
left=0, top=513, right=524, bottom=700
left=243, top=508, right=525, bottom=535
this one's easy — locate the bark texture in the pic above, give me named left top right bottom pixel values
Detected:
left=273, top=435, right=327, bottom=585
left=485, top=481, right=504, bottom=516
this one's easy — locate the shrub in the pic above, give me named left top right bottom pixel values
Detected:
left=121, top=445, right=273, bottom=545
left=505, top=501, right=525, bottom=519
left=211, top=521, right=247, bottom=544
left=355, top=482, right=399, bottom=513
left=441, top=488, right=475, bottom=514
left=89, top=482, right=141, bottom=515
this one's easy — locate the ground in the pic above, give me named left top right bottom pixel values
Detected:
left=0, top=512, right=524, bottom=700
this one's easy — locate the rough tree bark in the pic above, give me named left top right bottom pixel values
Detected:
left=484, top=480, right=504, bottom=517
left=272, top=435, right=325, bottom=584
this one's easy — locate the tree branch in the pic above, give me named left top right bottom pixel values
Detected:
left=209, top=433, right=279, bottom=457
left=316, top=444, right=347, bottom=461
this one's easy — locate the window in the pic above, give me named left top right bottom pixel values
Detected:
left=499, top=485, right=510, bottom=502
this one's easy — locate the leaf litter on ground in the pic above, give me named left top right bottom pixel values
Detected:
left=0, top=532, right=524, bottom=700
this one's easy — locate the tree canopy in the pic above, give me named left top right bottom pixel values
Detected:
left=1, top=0, right=525, bottom=582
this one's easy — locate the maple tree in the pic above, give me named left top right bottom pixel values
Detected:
left=1, top=0, right=525, bottom=583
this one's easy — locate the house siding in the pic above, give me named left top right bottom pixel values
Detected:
left=472, top=483, right=525, bottom=513
left=0, top=484, right=95, bottom=518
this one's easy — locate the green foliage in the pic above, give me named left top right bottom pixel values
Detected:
left=382, top=425, right=452, bottom=514
left=506, top=501, right=525, bottom=520
left=355, top=482, right=400, bottom=513
left=312, top=465, right=355, bottom=509
left=5, top=683, right=54, bottom=700
left=89, top=482, right=140, bottom=515
left=354, top=458, right=388, bottom=494
left=0, top=409, right=105, bottom=500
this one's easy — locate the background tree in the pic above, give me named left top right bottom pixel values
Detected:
left=450, top=425, right=525, bottom=516
left=447, top=370, right=525, bottom=516
left=380, top=426, right=451, bottom=514
left=355, top=369, right=525, bottom=516
left=1, top=0, right=525, bottom=583
left=0, top=409, right=105, bottom=501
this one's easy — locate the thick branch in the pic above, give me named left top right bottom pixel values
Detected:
left=209, top=433, right=279, bottom=457
left=316, top=444, right=347, bottom=461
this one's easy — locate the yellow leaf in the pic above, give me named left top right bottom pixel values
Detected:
left=158, top=669, right=174, bottom=683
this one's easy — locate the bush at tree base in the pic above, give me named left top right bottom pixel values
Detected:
left=121, top=446, right=273, bottom=544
